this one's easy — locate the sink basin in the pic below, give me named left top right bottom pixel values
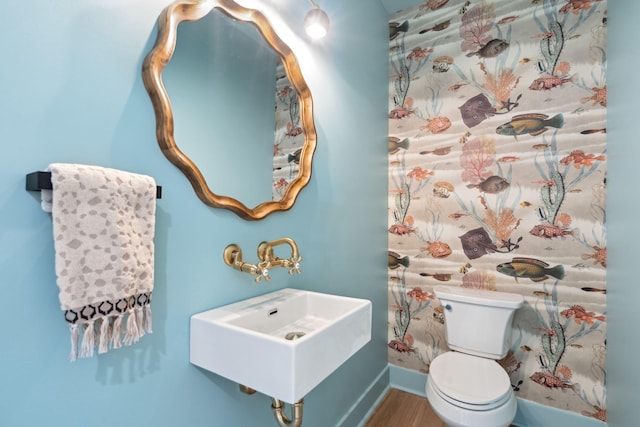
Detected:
left=190, top=288, right=372, bottom=403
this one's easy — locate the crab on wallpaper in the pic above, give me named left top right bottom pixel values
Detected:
left=388, top=0, right=606, bottom=421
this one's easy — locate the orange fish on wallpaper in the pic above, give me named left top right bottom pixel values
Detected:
left=497, top=15, right=519, bottom=25
left=448, top=212, right=469, bottom=220
left=530, top=371, right=576, bottom=390
left=561, top=305, right=606, bottom=325
left=529, top=74, right=575, bottom=91
left=530, top=223, right=574, bottom=239
left=389, top=223, right=414, bottom=236
left=420, top=146, right=452, bottom=156
left=419, top=272, right=452, bottom=281
left=560, top=150, right=606, bottom=168
left=388, top=339, right=415, bottom=353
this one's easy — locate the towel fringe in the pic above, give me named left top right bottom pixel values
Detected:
left=80, top=320, right=96, bottom=358
left=144, top=305, right=153, bottom=334
left=124, top=309, right=140, bottom=346
left=112, top=314, right=124, bottom=349
left=98, top=317, right=111, bottom=354
left=69, top=324, right=79, bottom=362
left=135, top=306, right=145, bottom=337
left=65, top=298, right=153, bottom=359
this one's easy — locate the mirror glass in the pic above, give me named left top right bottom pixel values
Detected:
left=142, top=0, right=316, bottom=220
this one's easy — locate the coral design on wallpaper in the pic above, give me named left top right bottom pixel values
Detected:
left=388, top=0, right=606, bottom=421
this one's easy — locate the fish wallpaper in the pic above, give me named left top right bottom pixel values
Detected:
left=388, top=0, right=606, bottom=421
left=273, top=62, right=304, bottom=200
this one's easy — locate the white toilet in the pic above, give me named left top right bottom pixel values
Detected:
left=426, top=285, right=524, bottom=427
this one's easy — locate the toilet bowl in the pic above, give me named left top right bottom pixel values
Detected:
left=424, top=286, right=523, bottom=427
left=426, top=351, right=516, bottom=427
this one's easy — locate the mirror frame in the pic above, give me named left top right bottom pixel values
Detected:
left=142, top=0, right=317, bottom=220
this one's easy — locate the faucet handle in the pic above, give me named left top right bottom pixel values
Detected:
left=255, top=261, right=272, bottom=283
left=288, top=257, right=302, bottom=275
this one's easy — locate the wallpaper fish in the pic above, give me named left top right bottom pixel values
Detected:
left=388, top=0, right=606, bottom=421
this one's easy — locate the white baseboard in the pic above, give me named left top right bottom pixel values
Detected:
left=337, top=365, right=390, bottom=427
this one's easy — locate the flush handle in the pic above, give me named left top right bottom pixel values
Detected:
left=444, top=304, right=452, bottom=311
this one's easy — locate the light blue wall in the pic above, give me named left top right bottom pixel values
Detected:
left=607, top=2, right=639, bottom=426
left=0, top=1, right=389, bottom=426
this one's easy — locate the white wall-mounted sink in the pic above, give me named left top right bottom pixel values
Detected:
left=190, top=288, right=372, bottom=403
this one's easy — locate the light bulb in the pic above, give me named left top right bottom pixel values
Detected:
left=304, top=7, right=329, bottom=39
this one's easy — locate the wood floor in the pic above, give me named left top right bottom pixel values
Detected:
left=363, top=389, right=445, bottom=427
left=363, top=389, right=518, bottom=427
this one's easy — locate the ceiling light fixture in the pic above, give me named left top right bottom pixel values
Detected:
left=304, top=0, right=329, bottom=39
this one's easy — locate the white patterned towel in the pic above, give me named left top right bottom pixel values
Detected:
left=45, top=164, right=156, bottom=361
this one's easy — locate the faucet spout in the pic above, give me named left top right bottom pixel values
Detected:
left=259, top=237, right=299, bottom=259
left=258, top=238, right=302, bottom=275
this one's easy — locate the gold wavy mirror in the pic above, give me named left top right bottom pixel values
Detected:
left=142, top=0, right=317, bottom=220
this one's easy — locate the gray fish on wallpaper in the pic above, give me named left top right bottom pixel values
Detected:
left=466, top=176, right=510, bottom=194
left=388, top=137, right=410, bottom=154
left=459, top=228, right=498, bottom=260
left=466, top=39, right=509, bottom=58
left=288, top=148, right=302, bottom=164
left=459, top=93, right=498, bottom=128
left=389, top=21, right=409, bottom=41
left=388, top=251, right=410, bottom=269
left=419, top=19, right=451, bottom=34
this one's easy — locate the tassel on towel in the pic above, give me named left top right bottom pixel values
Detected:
left=45, top=164, right=156, bottom=361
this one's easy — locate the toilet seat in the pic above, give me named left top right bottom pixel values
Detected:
left=429, top=352, right=512, bottom=410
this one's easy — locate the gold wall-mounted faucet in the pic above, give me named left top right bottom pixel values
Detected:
left=223, top=238, right=302, bottom=282
left=258, top=237, right=302, bottom=275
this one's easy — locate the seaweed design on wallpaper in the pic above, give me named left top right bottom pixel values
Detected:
left=531, top=131, right=606, bottom=240
left=576, top=19, right=607, bottom=114
left=452, top=136, right=522, bottom=256
left=581, top=342, right=607, bottom=421
left=277, top=84, right=302, bottom=138
left=388, top=269, right=435, bottom=354
left=530, top=282, right=607, bottom=420
left=415, top=209, right=452, bottom=259
left=273, top=81, right=303, bottom=200
left=576, top=181, right=606, bottom=268
left=530, top=0, right=603, bottom=91
left=389, top=151, right=434, bottom=236
left=415, top=85, right=451, bottom=135
left=498, top=325, right=526, bottom=392
left=389, top=29, right=433, bottom=119
left=453, top=3, right=522, bottom=127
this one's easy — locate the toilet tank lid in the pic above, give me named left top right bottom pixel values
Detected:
left=434, top=285, right=524, bottom=309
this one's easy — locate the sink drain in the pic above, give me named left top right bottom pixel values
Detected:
left=285, top=331, right=306, bottom=341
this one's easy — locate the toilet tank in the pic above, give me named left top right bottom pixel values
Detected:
left=434, top=285, right=524, bottom=360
